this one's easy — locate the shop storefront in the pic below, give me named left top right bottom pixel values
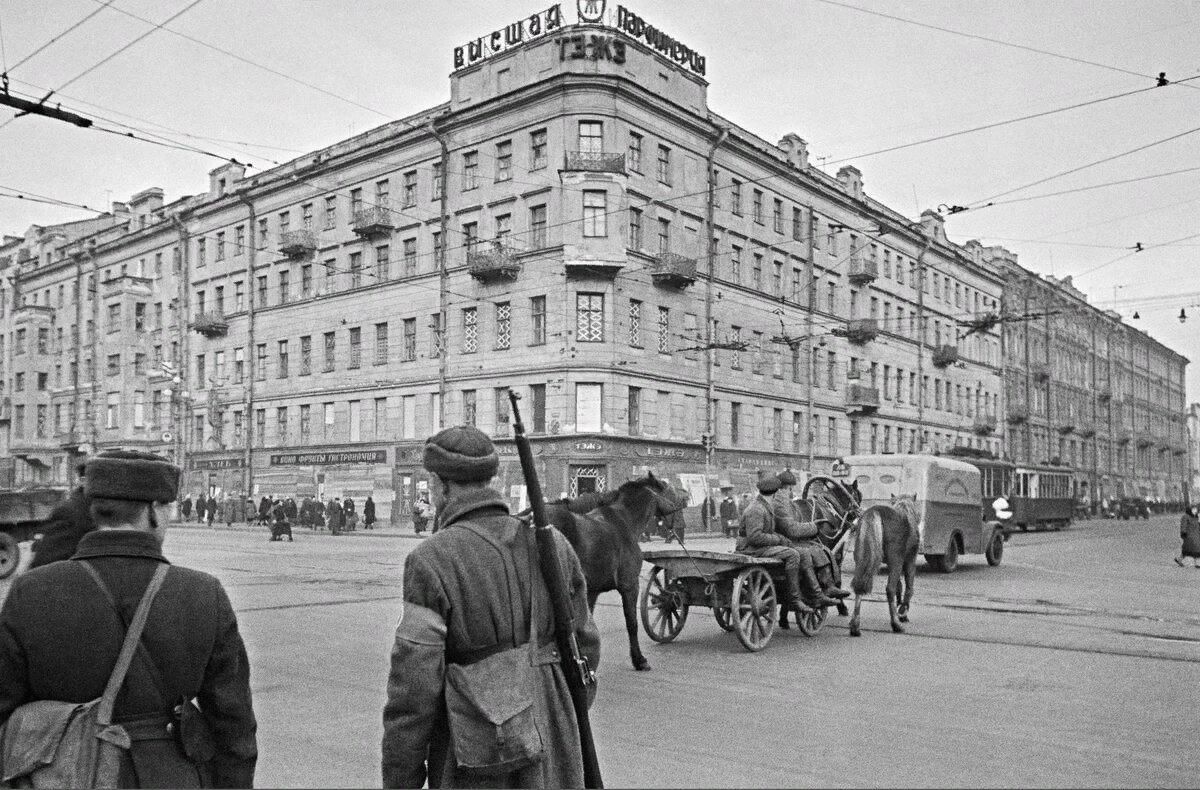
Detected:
left=184, top=456, right=246, bottom=499
left=263, top=447, right=394, bottom=524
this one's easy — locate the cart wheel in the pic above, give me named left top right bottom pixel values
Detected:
left=985, top=529, right=1005, bottom=566
left=640, top=566, right=688, bottom=643
left=794, top=604, right=828, bottom=636
left=710, top=589, right=735, bottom=632
left=0, top=533, right=20, bottom=579
left=731, top=567, right=776, bottom=652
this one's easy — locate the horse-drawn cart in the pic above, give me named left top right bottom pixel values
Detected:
left=639, top=548, right=829, bottom=653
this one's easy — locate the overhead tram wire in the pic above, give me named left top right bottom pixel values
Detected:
left=978, top=165, right=1200, bottom=209
left=3, top=1, right=116, bottom=75
left=0, top=186, right=107, bottom=214
left=1076, top=231, right=1200, bottom=279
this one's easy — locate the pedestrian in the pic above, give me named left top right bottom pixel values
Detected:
left=205, top=494, right=217, bottom=527
left=328, top=497, right=344, bottom=536
left=224, top=495, right=235, bottom=529
left=381, top=425, right=600, bottom=788
left=284, top=497, right=297, bottom=523
left=411, top=494, right=430, bottom=534
left=1175, top=505, right=1200, bottom=567
left=29, top=461, right=95, bottom=569
left=258, top=497, right=271, bottom=527
left=181, top=494, right=193, bottom=522
left=364, top=495, right=376, bottom=530
left=718, top=484, right=739, bottom=538
left=0, top=450, right=258, bottom=787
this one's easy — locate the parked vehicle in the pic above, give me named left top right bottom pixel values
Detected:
left=838, top=454, right=1005, bottom=573
left=0, top=487, right=68, bottom=578
left=1115, top=497, right=1151, bottom=520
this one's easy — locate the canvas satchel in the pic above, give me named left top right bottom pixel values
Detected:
left=0, top=563, right=170, bottom=789
left=443, top=523, right=545, bottom=777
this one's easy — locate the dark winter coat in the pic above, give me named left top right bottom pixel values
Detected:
left=364, top=498, right=376, bottom=525
left=736, top=494, right=787, bottom=552
left=343, top=498, right=356, bottom=517
left=327, top=503, right=344, bottom=529
left=29, top=486, right=94, bottom=569
left=1181, top=512, right=1200, bottom=558
left=0, top=529, right=257, bottom=787
left=181, top=498, right=193, bottom=518
left=382, top=487, right=600, bottom=789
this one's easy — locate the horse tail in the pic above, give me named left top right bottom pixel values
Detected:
left=851, top=508, right=884, bottom=596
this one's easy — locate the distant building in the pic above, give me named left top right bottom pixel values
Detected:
left=1187, top=402, right=1200, bottom=503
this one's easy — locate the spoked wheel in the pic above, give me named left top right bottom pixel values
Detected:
left=794, top=604, right=828, bottom=636
left=0, top=533, right=19, bottom=579
left=731, top=567, right=777, bottom=652
left=710, top=588, right=736, bottom=632
left=640, top=566, right=689, bottom=643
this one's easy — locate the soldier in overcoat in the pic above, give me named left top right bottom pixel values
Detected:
left=773, top=470, right=846, bottom=607
left=381, top=425, right=601, bottom=789
left=29, top=462, right=94, bottom=569
left=0, top=450, right=258, bottom=788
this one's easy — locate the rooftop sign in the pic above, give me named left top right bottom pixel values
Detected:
left=453, top=5, right=564, bottom=71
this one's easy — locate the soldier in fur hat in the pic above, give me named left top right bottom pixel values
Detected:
left=735, top=472, right=815, bottom=617
left=382, top=426, right=601, bottom=788
left=0, top=450, right=258, bottom=787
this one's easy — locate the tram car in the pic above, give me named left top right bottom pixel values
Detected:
left=960, top=457, right=1075, bottom=532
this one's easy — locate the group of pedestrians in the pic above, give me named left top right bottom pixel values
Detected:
left=0, top=426, right=597, bottom=788
left=175, top=492, right=378, bottom=533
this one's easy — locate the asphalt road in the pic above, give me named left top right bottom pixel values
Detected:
left=4, top=514, right=1199, bottom=787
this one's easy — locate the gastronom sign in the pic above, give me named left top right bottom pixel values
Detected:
left=270, top=450, right=388, bottom=466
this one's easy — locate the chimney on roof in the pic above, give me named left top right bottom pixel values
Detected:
left=111, top=201, right=131, bottom=217
left=837, top=165, right=863, bottom=201
left=920, top=209, right=946, bottom=243
left=778, top=133, right=809, bottom=170
left=209, top=162, right=247, bottom=197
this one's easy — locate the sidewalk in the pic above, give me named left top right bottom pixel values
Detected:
left=170, top=520, right=428, bottom=539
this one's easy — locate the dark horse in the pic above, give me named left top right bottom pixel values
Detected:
left=543, top=473, right=685, bottom=671
left=847, top=494, right=920, bottom=637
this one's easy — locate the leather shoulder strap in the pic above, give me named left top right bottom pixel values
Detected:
left=93, top=564, right=170, bottom=726
left=457, top=521, right=539, bottom=651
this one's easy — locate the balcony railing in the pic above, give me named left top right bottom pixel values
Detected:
left=279, top=229, right=318, bottom=258
left=563, top=151, right=627, bottom=175
left=847, top=258, right=878, bottom=285
left=973, top=414, right=998, bottom=435
left=468, top=242, right=522, bottom=283
left=352, top=204, right=395, bottom=237
left=1097, top=386, right=1112, bottom=402
left=1032, top=363, right=1051, bottom=382
left=1136, top=435, right=1153, bottom=448
left=845, top=318, right=878, bottom=344
left=650, top=253, right=697, bottom=289
left=1077, top=422, right=1096, bottom=438
left=192, top=312, right=229, bottom=338
left=932, top=344, right=959, bottom=368
left=1006, top=403, right=1029, bottom=424
left=1056, top=420, right=1075, bottom=435
left=845, top=384, right=880, bottom=414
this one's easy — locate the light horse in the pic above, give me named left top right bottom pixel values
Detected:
left=847, top=493, right=920, bottom=637
left=542, top=473, right=686, bottom=671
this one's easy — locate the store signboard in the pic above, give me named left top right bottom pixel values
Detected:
left=269, top=450, right=388, bottom=466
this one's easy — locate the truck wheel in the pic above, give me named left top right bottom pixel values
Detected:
left=932, top=536, right=959, bottom=573
left=0, top=533, right=20, bottom=579
left=985, top=529, right=1004, bottom=566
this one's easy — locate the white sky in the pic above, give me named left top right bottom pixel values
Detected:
left=1, top=0, right=1197, bottom=400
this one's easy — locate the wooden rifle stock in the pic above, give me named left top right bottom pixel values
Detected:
left=507, top=390, right=603, bottom=789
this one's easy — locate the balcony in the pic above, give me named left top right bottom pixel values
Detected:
left=845, top=384, right=880, bottom=415
left=973, top=414, right=997, bottom=436
left=1056, top=420, right=1075, bottom=435
left=351, top=204, right=395, bottom=237
left=650, top=253, right=697, bottom=289
left=468, top=242, right=522, bottom=283
left=279, top=229, right=318, bottom=258
left=1136, top=435, right=1153, bottom=448
left=1097, top=386, right=1112, bottom=403
left=13, top=304, right=56, bottom=324
left=1032, top=364, right=1051, bottom=382
left=563, top=151, right=626, bottom=175
left=1006, top=403, right=1029, bottom=424
left=1077, top=422, right=1096, bottom=438
left=847, top=257, right=878, bottom=285
left=102, top=274, right=153, bottom=298
left=1117, top=430, right=1133, bottom=445
left=845, top=318, right=878, bottom=344
left=932, top=344, right=959, bottom=368
left=192, top=312, right=229, bottom=339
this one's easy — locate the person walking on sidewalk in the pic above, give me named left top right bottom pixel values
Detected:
left=1176, top=505, right=1200, bottom=567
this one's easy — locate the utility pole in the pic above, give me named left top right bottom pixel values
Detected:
left=998, top=267, right=1008, bottom=460
left=428, top=119, right=451, bottom=430
left=702, top=125, right=727, bottom=497
left=171, top=215, right=191, bottom=482
left=69, top=250, right=85, bottom=484
left=914, top=227, right=932, bottom=452
left=805, top=203, right=816, bottom=471
left=237, top=194, right=257, bottom=500
left=89, top=256, right=100, bottom=450
left=1022, top=282, right=1032, bottom=466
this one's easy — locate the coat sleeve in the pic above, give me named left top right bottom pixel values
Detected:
left=381, top=551, right=449, bottom=789
left=0, top=576, right=31, bottom=726
left=742, top=504, right=785, bottom=548
left=197, top=581, right=258, bottom=789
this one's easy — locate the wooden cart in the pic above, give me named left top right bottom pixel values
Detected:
left=639, top=547, right=829, bottom=652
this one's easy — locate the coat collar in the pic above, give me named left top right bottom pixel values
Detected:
left=438, top=487, right=510, bottom=530
left=71, top=529, right=170, bottom=563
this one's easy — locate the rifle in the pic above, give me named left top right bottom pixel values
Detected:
left=507, top=390, right=603, bottom=789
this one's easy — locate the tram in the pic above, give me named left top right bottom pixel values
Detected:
left=960, top=457, right=1075, bottom=532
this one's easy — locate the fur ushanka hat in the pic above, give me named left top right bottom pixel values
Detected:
left=423, top=425, right=499, bottom=483
left=756, top=472, right=781, bottom=495
left=84, top=450, right=180, bottom=503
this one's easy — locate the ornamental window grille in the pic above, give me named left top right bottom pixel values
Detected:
left=403, top=318, right=416, bottom=361
left=324, top=332, right=335, bottom=372
left=463, top=308, right=478, bottom=353
left=495, top=303, right=511, bottom=350
left=731, top=326, right=742, bottom=369
left=569, top=466, right=608, bottom=497
left=375, top=323, right=388, bottom=365
left=657, top=306, right=670, bottom=354
left=299, top=336, right=312, bottom=375
left=576, top=293, right=604, bottom=343
left=628, top=300, right=641, bottom=346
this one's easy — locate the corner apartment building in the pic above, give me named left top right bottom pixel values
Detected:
left=2, top=5, right=1025, bottom=523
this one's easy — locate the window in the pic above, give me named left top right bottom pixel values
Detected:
left=625, top=130, right=645, bottom=173
left=657, top=306, right=670, bottom=354
left=462, top=308, right=478, bottom=353
left=793, top=207, right=804, bottom=241
left=657, top=217, right=670, bottom=253
left=531, top=295, right=547, bottom=345
left=731, top=180, right=742, bottom=215
left=530, top=129, right=547, bottom=170
left=107, top=354, right=121, bottom=377
left=628, top=299, right=642, bottom=347
left=576, top=383, right=603, bottom=432
left=256, top=218, right=268, bottom=250
left=403, top=238, right=418, bottom=276
left=324, top=196, right=337, bottom=229
left=530, top=205, right=547, bottom=248
left=374, top=323, right=388, bottom=364
left=773, top=199, right=783, bottom=233
left=752, top=189, right=764, bottom=223
left=347, top=327, right=361, bottom=369
left=37, top=371, right=48, bottom=390
left=402, top=319, right=416, bottom=361
left=300, top=266, right=312, bottom=298
left=323, top=403, right=335, bottom=441
left=495, top=213, right=511, bottom=240
left=107, top=303, right=122, bottom=329
left=276, top=407, right=289, bottom=445
left=531, top=383, right=547, bottom=432
left=730, top=402, right=741, bottom=445
left=376, top=179, right=389, bottom=208
left=430, top=313, right=443, bottom=357
left=495, top=140, right=512, bottom=181
left=233, top=347, right=244, bottom=383
left=279, top=270, right=290, bottom=304
left=495, top=302, right=511, bottom=350
left=349, top=189, right=363, bottom=215
left=197, top=238, right=207, bottom=267
left=628, top=387, right=642, bottom=434
left=463, top=222, right=479, bottom=255
left=656, top=144, right=672, bottom=185
left=374, top=397, right=388, bottom=440
left=752, top=253, right=763, bottom=290
left=576, top=293, right=604, bottom=343
left=277, top=340, right=289, bottom=378
left=255, top=343, right=266, bottom=380
left=462, top=151, right=479, bottom=190
left=402, top=170, right=417, bottom=207
left=349, top=252, right=363, bottom=289
left=299, top=404, right=311, bottom=443
left=583, top=191, right=607, bottom=237
left=257, top=276, right=267, bottom=307
left=629, top=208, right=643, bottom=249
left=134, top=353, right=146, bottom=376
left=730, top=245, right=742, bottom=283
left=348, top=400, right=361, bottom=442
left=299, top=336, right=312, bottom=375
left=494, top=389, right=511, bottom=437
left=106, top=395, right=119, bottom=430
left=578, top=121, right=603, bottom=153
left=773, top=261, right=783, bottom=295
left=432, top=162, right=443, bottom=200
left=462, top=390, right=477, bottom=427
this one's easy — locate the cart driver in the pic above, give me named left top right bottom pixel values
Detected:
left=774, top=469, right=847, bottom=607
left=736, top=473, right=814, bottom=617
